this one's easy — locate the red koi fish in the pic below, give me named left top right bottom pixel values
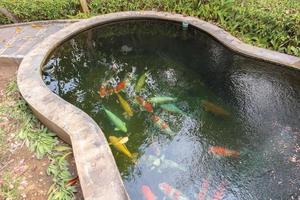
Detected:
left=212, top=181, right=226, bottom=200
left=98, top=85, right=107, bottom=98
left=141, top=185, right=157, bottom=200
left=208, top=146, right=240, bottom=157
left=159, top=182, right=188, bottom=200
left=198, top=178, right=210, bottom=200
left=136, top=96, right=153, bottom=112
left=66, top=176, right=79, bottom=186
left=114, top=81, right=126, bottom=93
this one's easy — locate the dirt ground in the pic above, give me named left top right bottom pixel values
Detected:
left=0, top=63, right=83, bottom=199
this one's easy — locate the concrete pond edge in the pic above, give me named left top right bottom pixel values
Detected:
left=17, top=11, right=300, bottom=200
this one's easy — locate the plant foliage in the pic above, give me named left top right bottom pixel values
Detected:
left=0, top=80, right=76, bottom=200
left=0, top=0, right=299, bottom=57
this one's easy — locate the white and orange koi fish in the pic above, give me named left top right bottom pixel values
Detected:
left=151, top=115, right=175, bottom=135
left=212, top=181, right=226, bottom=200
left=198, top=178, right=210, bottom=200
left=159, top=182, right=189, bottom=200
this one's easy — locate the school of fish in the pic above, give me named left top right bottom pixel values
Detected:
left=97, top=70, right=237, bottom=200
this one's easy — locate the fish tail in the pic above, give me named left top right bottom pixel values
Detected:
left=99, top=105, right=106, bottom=111
left=232, top=151, right=240, bottom=157
left=131, top=153, right=138, bottom=163
left=240, top=148, right=250, bottom=157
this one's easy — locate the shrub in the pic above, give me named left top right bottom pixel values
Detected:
left=0, top=0, right=80, bottom=23
left=0, top=0, right=299, bottom=57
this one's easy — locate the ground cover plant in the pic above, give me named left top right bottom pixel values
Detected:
left=0, top=80, right=78, bottom=200
left=0, top=0, right=299, bottom=57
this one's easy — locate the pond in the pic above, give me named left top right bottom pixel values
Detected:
left=42, top=20, right=300, bottom=200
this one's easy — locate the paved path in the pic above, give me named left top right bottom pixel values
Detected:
left=0, top=20, right=77, bottom=63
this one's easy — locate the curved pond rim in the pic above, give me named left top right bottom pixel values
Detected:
left=17, top=11, right=300, bottom=200
left=41, top=16, right=300, bottom=72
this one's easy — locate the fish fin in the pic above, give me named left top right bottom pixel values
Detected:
left=118, top=137, right=129, bottom=144
left=122, top=112, right=131, bottom=120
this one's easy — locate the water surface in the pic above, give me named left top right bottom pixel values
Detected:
left=42, top=20, right=300, bottom=200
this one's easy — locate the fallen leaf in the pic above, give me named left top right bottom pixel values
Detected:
left=4, top=43, right=12, bottom=48
left=16, top=26, right=22, bottom=33
left=31, top=23, right=43, bottom=29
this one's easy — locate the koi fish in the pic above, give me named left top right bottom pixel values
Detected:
left=107, top=88, right=114, bottom=95
left=114, top=81, right=126, bottom=93
left=201, top=100, right=230, bottom=118
left=66, top=176, right=79, bottom=186
left=109, top=136, right=137, bottom=160
left=116, top=93, right=133, bottom=117
left=159, top=182, right=189, bottom=200
left=212, top=181, right=226, bottom=200
left=135, top=71, right=148, bottom=92
left=151, top=115, right=175, bottom=135
left=143, top=154, right=186, bottom=173
left=198, top=178, right=209, bottom=200
left=104, top=108, right=127, bottom=132
left=149, top=96, right=177, bottom=104
left=141, top=185, right=157, bottom=200
left=98, top=85, right=107, bottom=98
left=98, top=85, right=114, bottom=98
left=136, top=96, right=153, bottom=112
left=160, top=104, right=184, bottom=114
left=208, top=146, right=240, bottom=157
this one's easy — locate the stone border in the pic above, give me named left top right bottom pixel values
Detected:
left=17, top=11, right=300, bottom=200
left=0, top=19, right=81, bottom=29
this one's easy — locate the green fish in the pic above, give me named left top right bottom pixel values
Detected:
left=160, top=104, right=184, bottom=114
left=135, top=71, right=148, bottom=93
left=104, top=108, right=127, bottom=133
left=149, top=96, right=177, bottom=104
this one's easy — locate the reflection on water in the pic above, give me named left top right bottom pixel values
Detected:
left=42, top=20, right=300, bottom=200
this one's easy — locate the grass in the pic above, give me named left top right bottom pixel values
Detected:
left=0, top=0, right=299, bottom=57
left=0, top=80, right=77, bottom=200
left=0, top=128, right=6, bottom=163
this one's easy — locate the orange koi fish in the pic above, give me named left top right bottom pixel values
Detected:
left=208, top=146, right=240, bottom=157
left=212, top=181, right=226, bottom=200
left=136, top=96, right=153, bottom=112
left=159, top=182, right=188, bottom=200
left=198, top=178, right=210, bottom=200
left=151, top=115, right=175, bottom=135
left=201, top=100, right=230, bottom=118
left=98, top=85, right=107, bottom=98
left=141, top=185, right=157, bottom=200
left=114, top=81, right=126, bottom=93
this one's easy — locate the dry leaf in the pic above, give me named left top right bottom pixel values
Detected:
left=31, top=23, right=43, bottom=29
left=4, top=43, right=12, bottom=48
left=16, top=26, right=22, bottom=33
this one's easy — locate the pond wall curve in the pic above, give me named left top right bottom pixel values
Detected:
left=17, top=11, right=300, bottom=200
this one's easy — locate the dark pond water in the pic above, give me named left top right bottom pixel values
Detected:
left=42, top=20, right=300, bottom=200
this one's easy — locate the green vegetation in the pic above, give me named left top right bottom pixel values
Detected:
left=0, top=0, right=299, bottom=57
left=0, top=172, right=21, bottom=200
left=0, top=80, right=76, bottom=200
left=0, top=0, right=80, bottom=24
